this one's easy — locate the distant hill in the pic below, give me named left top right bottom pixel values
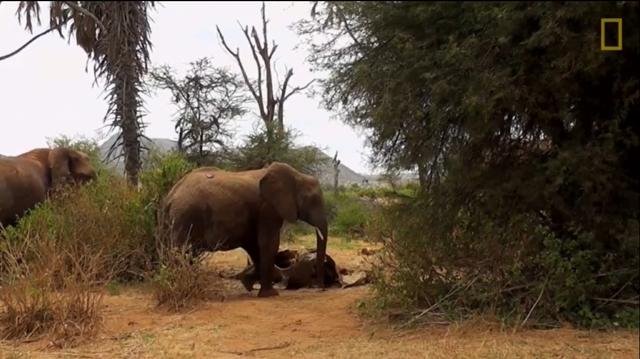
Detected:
left=98, top=133, right=383, bottom=187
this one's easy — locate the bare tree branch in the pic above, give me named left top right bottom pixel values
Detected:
left=257, top=2, right=276, bottom=127
left=277, top=68, right=294, bottom=130
left=217, top=25, right=265, bottom=120
left=240, top=22, right=265, bottom=118
left=0, top=18, right=68, bottom=61
left=216, top=1, right=311, bottom=137
left=284, top=78, right=315, bottom=101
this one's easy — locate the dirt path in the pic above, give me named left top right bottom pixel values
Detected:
left=1, top=237, right=638, bottom=358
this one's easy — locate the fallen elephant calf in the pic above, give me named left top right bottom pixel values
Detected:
left=232, top=249, right=371, bottom=291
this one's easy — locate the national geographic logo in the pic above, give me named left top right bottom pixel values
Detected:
left=601, top=18, right=622, bottom=51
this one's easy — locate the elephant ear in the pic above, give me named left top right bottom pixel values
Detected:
left=259, top=162, right=298, bottom=223
left=48, top=148, right=72, bottom=189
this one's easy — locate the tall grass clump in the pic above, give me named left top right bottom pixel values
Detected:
left=150, top=221, right=224, bottom=312
left=0, top=216, right=116, bottom=347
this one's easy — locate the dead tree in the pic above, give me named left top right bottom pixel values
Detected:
left=216, top=2, right=314, bottom=142
left=333, top=151, right=341, bottom=195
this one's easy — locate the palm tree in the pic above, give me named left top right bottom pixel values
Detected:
left=7, top=1, right=155, bottom=185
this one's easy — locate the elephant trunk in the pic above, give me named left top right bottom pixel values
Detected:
left=314, top=220, right=328, bottom=289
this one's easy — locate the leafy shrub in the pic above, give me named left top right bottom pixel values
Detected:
left=0, top=144, right=203, bottom=343
left=367, top=193, right=640, bottom=329
left=47, top=135, right=102, bottom=166
left=1, top=173, right=151, bottom=282
left=324, top=191, right=374, bottom=239
left=139, top=151, right=196, bottom=223
left=223, top=125, right=329, bottom=176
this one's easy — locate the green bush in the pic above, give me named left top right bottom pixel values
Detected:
left=47, top=135, right=102, bottom=166
left=324, top=191, right=374, bottom=239
left=1, top=172, right=151, bottom=282
left=139, top=151, right=196, bottom=223
left=0, top=145, right=198, bottom=282
left=223, top=125, right=329, bottom=177
left=367, top=193, right=640, bottom=329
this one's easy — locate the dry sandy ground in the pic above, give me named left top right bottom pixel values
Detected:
left=1, top=236, right=638, bottom=359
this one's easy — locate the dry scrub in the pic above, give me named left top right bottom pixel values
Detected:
left=150, top=213, right=226, bottom=312
left=151, top=242, right=226, bottom=312
left=0, top=233, right=113, bottom=347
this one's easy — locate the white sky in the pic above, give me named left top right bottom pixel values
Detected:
left=0, top=1, right=375, bottom=174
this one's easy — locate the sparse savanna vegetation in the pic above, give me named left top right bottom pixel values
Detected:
left=0, top=1, right=638, bottom=358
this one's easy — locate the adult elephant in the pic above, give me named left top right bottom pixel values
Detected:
left=159, top=162, right=329, bottom=298
left=0, top=147, right=97, bottom=227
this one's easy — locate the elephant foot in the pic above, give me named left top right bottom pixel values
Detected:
left=257, top=287, right=279, bottom=298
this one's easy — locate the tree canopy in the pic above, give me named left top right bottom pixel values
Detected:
left=299, top=1, right=639, bottom=326
left=149, top=57, right=248, bottom=163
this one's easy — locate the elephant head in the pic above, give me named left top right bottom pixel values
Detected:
left=259, top=162, right=329, bottom=288
left=48, top=147, right=97, bottom=190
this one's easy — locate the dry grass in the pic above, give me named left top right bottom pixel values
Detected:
left=150, top=244, right=225, bottom=312
left=0, top=232, right=113, bottom=348
left=150, top=220, right=226, bottom=312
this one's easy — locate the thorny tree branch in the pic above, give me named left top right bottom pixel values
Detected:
left=334, top=3, right=364, bottom=51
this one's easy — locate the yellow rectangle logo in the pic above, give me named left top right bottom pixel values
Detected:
left=601, top=18, right=622, bottom=51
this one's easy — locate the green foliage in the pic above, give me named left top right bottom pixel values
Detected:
left=0, top=148, right=197, bottom=283
left=47, top=135, right=104, bottom=170
left=221, top=125, right=327, bottom=176
left=1, top=172, right=151, bottom=282
left=139, top=150, right=196, bottom=222
left=323, top=190, right=377, bottom=239
left=302, top=2, right=640, bottom=328
left=148, top=57, right=248, bottom=163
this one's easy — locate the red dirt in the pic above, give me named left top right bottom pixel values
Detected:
left=1, top=237, right=638, bottom=358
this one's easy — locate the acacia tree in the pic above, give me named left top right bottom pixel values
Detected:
left=6, top=1, right=155, bottom=185
left=301, top=2, right=640, bottom=326
left=149, top=57, right=247, bottom=163
left=215, top=2, right=314, bottom=146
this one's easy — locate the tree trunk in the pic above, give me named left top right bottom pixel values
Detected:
left=332, top=152, right=340, bottom=195
left=199, top=129, right=205, bottom=161
left=114, top=69, right=142, bottom=186
left=417, top=162, right=428, bottom=194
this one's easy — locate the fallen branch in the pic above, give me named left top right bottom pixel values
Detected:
left=593, top=297, right=639, bottom=305
left=520, top=277, right=549, bottom=329
left=399, top=275, right=479, bottom=328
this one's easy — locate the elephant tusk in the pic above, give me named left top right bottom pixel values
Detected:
left=315, top=227, right=326, bottom=242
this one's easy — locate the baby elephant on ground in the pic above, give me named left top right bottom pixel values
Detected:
left=237, top=249, right=342, bottom=291
left=0, top=147, right=97, bottom=227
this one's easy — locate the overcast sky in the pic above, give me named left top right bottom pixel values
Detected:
left=0, top=1, right=375, bottom=174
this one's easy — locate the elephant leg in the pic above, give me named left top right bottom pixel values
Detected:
left=240, top=244, right=261, bottom=292
left=257, top=226, right=280, bottom=298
